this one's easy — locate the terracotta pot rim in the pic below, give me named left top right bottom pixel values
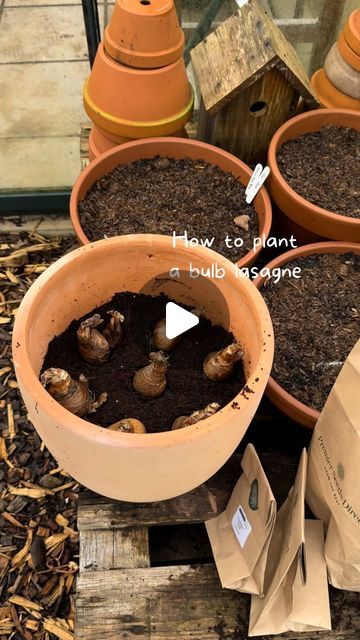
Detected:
left=254, top=240, right=360, bottom=428
left=13, top=235, right=274, bottom=445
left=268, top=108, right=360, bottom=227
left=104, top=25, right=185, bottom=67
left=83, top=78, right=194, bottom=138
left=69, top=136, right=273, bottom=267
left=338, top=32, right=360, bottom=72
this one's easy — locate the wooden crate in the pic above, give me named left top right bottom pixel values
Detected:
left=75, top=442, right=360, bottom=640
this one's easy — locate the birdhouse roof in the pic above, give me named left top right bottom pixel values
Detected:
left=191, top=0, right=317, bottom=114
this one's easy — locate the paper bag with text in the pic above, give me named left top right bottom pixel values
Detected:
left=249, top=449, right=331, bottom=636
left=206, top=444, right=276, bottom=595
left=306, top=339, right=360, bottom=591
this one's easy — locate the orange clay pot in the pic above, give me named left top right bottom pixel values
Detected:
left=254, top=241, right=360, bottom=429
left=70, top=137, right=273, bottom=268
left=88, top=124, right=188, bottom=161
left=12, top=235, right=274, bottom=502
left=267, top=109, right=360, bottom=242
left=83, top=43, right=193, bottom=139
left=311, top=69, right=360, bottom=110
left=324, top=43, right=360, bottom=100
left=343, top=9, right=360, bottom=56
left=338, top=32, right=360, bottom=73
left=105, top=0, right=184, bottom=68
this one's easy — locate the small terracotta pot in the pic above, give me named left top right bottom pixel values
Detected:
left=13, top=235, right=274, bottom=502
left=324, top=43, right=360, bottom=100
left=338, top=31, right=360, bottom=73
left=70, top=137, right=273, bottom=268
left=88, top=124, right=188, bottom=161
left=268, top=108, right=360, bottom=242
left=105, top=0, right=185, bottom=68
left=254, top=241, right=360, bottom=429
left=84, top=44, right=193, bottom=138
left=343, top=9, right=360, bottom=56
left=311, top=69, right=360, bottom=110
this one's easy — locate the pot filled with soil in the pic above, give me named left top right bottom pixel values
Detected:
left=70, top=137, right=272, bottom=268
left=267, top=109, right=360, bottom=243
left=255, top=241, right=360, bottom=428
left=13, top=235, right=274, bottom=502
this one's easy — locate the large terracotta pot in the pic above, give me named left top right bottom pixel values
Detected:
left=12, top=235, right=274, bottom=502
left=268, top=109, right=360, bottom=242
left=254, top=241, right=360, bottom=429
left=83, top=44, right=193, bottom=139
left=104, top=0, right=184, bottom=68
left=70, top=137, right=273, bottom=268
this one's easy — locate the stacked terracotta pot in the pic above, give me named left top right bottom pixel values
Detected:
left=311, top=9, right=360, bottom=110
left=83, top=0, right=194, bottom=160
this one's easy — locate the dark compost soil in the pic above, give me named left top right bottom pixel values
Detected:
left=78, top=157, right=259, bottom=262
left=276, top=125, right=360, bottom=218
left=42, top=292, right=246, bottom=432
left=262, top=252, right=360, bottom=411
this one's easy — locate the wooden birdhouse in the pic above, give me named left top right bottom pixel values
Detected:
left=191, top=0, right=318, bottom=165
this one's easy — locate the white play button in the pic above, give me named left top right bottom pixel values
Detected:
left=166, top=302, right=199, bottom=340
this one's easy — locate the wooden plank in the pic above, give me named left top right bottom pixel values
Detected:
left=75, top=564, right=360, bottom=640
left=77, top=451, right=300, bottom=532
left=80, top=528, right=150, bottom=571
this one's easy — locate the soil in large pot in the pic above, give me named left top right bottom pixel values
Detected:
left=262, top=252, right=360, bottom=412
left=78, top=157, right=258, bottom=262
left=42, top=291, right=246, bottom=432
left=277, top=125, right=360, bottom=218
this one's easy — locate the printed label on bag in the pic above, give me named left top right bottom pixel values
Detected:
left=232, top=505, right=252, bottom=547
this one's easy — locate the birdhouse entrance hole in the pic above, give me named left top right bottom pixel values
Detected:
left=249, top=101, right=268, bottom=116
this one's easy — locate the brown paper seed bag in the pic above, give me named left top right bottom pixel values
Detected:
left=249, top=449, right=331, bottom=636
left=306, top=339, right=360, bottom=591
left=205, top=444, right=276, bottom=595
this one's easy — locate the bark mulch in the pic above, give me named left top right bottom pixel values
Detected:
left=0, top=230, right=79, bottom=640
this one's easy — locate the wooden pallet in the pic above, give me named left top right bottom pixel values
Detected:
left=75, top=442, right=360, bottom=640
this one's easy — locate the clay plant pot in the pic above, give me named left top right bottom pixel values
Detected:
left=12, top=235, right=274, bottom=502
left=83, top=43, right=193, bottom=139
left=343, top=9, right=360, bottom=57
left=310, top=69, right=360, bottom=110
left=254, top=241, right=360, bottom=429
left=88, top=124, right=188, bottom=162
left=104, top=0, right=185, bottom=68
left=268, top=109, right=360, bottom=242
left=338, top=32, right=360, bottom=73
left=324, top=43, right=360, bottom=100
left=70, top=137, right=273, bottom=268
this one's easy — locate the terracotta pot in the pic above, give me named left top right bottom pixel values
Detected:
left=12, top=235, right=274, bottom=502
left=311, top=69, right=360, bottom=110
left=338, top=31, right=360, bottom=73
left=267, top=108, right=360, bottom=242
left=88, top=124, right=188, bottom=161
left=343, top=9, right=360, bottom=57
left=70, top=137, right=273, bottom=268
left=254, top=241, right=360, bottom=429
left=83, top=44, right=193, bottom=138
left=105, top=0, right=185, bottom=68
left=324, top=43, right=360, bottom=100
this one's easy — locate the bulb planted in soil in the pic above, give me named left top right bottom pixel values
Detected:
left=40, top=367, right=107, bottom=416
left=103, top=310, right=124, bottom=349
left=153, top=317, right=180, bottom=352
left=133, top=351, right=168, bottom=398
left=172, top=402, right=220, bottom=430
left=203, top=342, right=244, bottom=381
left=108, top=418, right=147, bottom=434
left=77, top=314, right=110, bottom=365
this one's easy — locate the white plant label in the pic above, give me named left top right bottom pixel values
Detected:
left=232, top=505, right=252, bottom=548
left=245, top=163, right=263, bottom=197
left=246, top=166, right=270, bottom=204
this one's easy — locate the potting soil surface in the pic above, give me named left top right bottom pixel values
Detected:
left=42, top=292, right=246, bottom=432
left=277, top=125, right=360, bottom=218
left=78, top=157, right=259, bottom=262
left=262, top=252, right=360, bottom=411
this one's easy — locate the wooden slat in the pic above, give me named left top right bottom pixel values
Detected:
left=75, top=564, right=360, bottom=640
left=77, top=451, right=300, bottom=532
left=80, top=528, right=150, bottom=571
